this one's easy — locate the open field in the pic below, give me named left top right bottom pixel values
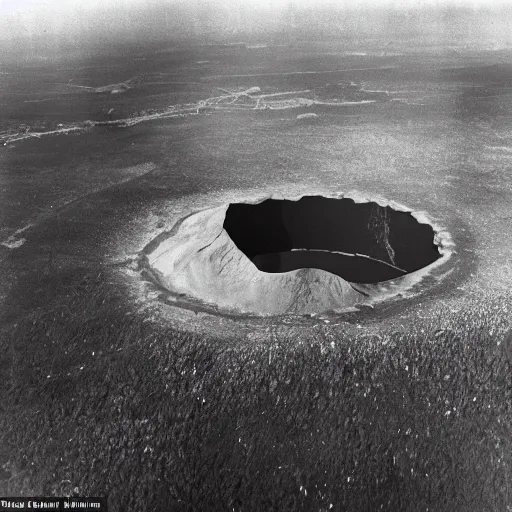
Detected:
left=1, top=40, right=512, bottom=511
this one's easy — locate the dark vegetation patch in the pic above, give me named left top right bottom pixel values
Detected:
left=0, top=269, right=511, bottom=511
left=224, top=197, right=441, bottom=283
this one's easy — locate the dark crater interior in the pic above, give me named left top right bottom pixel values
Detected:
left=223, top=196, right=441, bottom=284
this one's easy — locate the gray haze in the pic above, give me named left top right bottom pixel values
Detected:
left=1, top=0, right=511, bottom=59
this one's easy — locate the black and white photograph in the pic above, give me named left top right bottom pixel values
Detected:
left=0, top=0, right=512, bottom=510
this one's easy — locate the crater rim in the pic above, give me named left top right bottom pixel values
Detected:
left=140, top=191, right=455, bottom=317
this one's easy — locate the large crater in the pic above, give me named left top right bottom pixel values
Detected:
left=143, top=194, right=453, bottom=316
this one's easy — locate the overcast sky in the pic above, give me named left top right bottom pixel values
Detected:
left=1, top=0, right=511, bottom=49
left=2, top=0, right=512, bottom=13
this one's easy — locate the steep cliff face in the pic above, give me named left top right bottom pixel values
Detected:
left=147, top=205, right=365, bottom=315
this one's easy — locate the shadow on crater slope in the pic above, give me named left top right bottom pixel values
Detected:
left=224, top=196, right=441, bottom=284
